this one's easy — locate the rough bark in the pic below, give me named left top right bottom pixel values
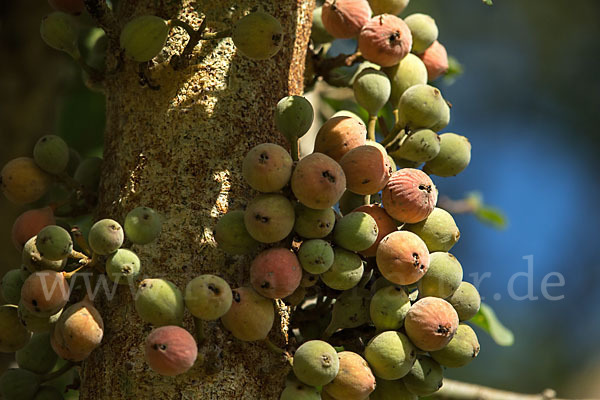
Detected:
left=80, top=1, right=314, bottom=399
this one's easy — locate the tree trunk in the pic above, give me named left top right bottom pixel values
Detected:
left=80, top=1, right=313, bottom=398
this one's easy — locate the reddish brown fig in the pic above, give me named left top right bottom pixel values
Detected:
left=358, top=14, right=412, bottom=67
left=419, top=40, right=449, bottom=81
left=322, top=0, right=372, bottom=39
left=323, top=351, right=376, bottom=399
left=376, top=231, right=429, bottom=285
left=11, top=207, right=56, bottom=250
left=382, top=168, right=437, bottom=223
left=145, top=325, right=198, bottom=376
left=340, top=145, right=392, bottom=195
left=21, top=270, right=70, bottom=316
left=314, top=116, right=367, bottom=162
left=51, top=298, right=104, bottom=362
left=353, top=204, right=398, bottom=257
left=220, top=287, right=274, bottom=341
left=291, top=153, right=346, bottom=210
left=250, top=248, right=302, bottom=299
left=404, top=297, right=459, bottom=351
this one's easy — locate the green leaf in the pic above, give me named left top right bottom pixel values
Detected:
left=443, top=56, right=464, bottom=85
left=475, top=206, right=508, bottom=230
left=482, top=0, right=493, bottom=5
left=470, top=303, right=514, bottom=346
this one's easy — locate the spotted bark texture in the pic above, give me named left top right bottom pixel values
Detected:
left=80, top=0, right=314, bottom=398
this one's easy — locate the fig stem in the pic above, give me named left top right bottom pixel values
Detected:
left=40, top=361, right=76, bottom=383
left=314, top=50, right=364, bottom=80
left=71, top=226, right=93, bottom=256
left=367, top=115, right=377, bottom=141
left=290, top=135, right=300, bottom=161
left=263, top=338, right=292, bottom=362
left=169, top=18, right=206, bottom=69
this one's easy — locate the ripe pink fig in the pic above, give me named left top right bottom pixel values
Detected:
left=145, top=325, right=198, bottom=376
left=21, top=270, right=70, bottom=316
left=340, top=145, right=392, bottom=195
left=419, top=40, right=449, bottom=81
left=404, top=297, right=459, bottom=351
left=382, top=168, right=437, bottom=223
left=250, top=248, right=302, bottom=299
left=322, top=0, right=372, bottom=39
left=353, top=204, right=398, bottom=257
left=358, top=14, right=412, bottom=67
left=291, top=153, right=346, bottom=210
left=11, top=207, right=55, bottom=250
left=376, top=231, right=429, bottom=285
left=323, top=351, right=376, bottom=399
left=314, top=116, right=367, bottom=162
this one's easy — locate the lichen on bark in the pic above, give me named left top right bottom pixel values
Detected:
left=80, top=1, right=314, bottom=398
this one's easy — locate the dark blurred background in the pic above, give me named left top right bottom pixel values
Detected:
left=1, top=0, right=599, bottom=397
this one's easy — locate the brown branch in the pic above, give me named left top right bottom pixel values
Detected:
left=83, top=0, right=119, bottom=40
left=434, top=379, right=579, bottom=400
left=314, top=50, right=364, bottom=80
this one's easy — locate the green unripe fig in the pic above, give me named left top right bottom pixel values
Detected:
left=331, top=110, right=363, bottom=122
left=311, top=6, right=334, bottom=45
left=73, top=157, right=102, bottom=193
left=371, top=378, right=417, bottom=400
left=418, top=252, right=463, bottom=298
left=105, top=249, right=141, bottom=285
left=404, top=13, right=438, bottom=54
left=33, top=386, right=64, bottom=400
left=423, top=133, right=472, bottom=177
left=275, top=96, right=314, bottom=140
left=294, top=204, right=336, bottom=239
left=367, top=0, right=410, bottom=16
left=447, top=282, right=481, bottom=321
left=40, top=12, right=79, bottom=57
left=280, top=380, right=321, bottom=400
left=214, top=210, right=259, bottom=255
left=36, top=225, right=72, bottom=261
left=323, top=351, right=376, bottom=400
left=354, top=204, right=398, bottom=258
left=321, top=248, right=364, bottom=291
left=22, top=237, right=66, bottom=273
left=244, top=194, right=295, bottom=243
left=338, top=190, right=365, bottom=216
left=185, top=274, right=232, bottom=321
left=2, top=269, right=27, bottom=304
left=124, top=206, right=162, bottom=245
left=370, top=285, right=411, bottom=331
left=220, top=287, right=274, bottom=341
left=403, top=355, right=443, bottom=396
left=323, top=288, right=371, bottom=338
left=0, top=305, right=31, bottom=352
left=120, top=15, right=169, bottom=62
left=88, top=219, right=124, bottom=255
left=390, top=129, right=440, bottom=163
left=300, top=270, right=319, bottom=288
left=16, top=332, right=58, bottom=374
left=243, top=143, right=293, bottom=193
left=364, top=331, right=416, bottom=380
left=33, top=135, right=69, bottom=174
left=383, top=53, right=428, bottom=108
left=233, top=11, right=283, bottom=60
left=404, top=207, right=460, bottom=252
left=135, top=279, right=185, bottom=326
left=293, top=340, right=340, bottom=387
left=333, top=211, right=379, bottom=252
left=404, top=297, right=459, bottom=351
left=430, top=323, right=480, bottom=368
left=353, top=68, right=391, bottom=116
left=18, top=301, right=62, bottom=333
left=298, top=239, right=335, bottom=274
left=0, top=368, right=40, bottom=400
left=398, top=84, right=450, bottom=132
